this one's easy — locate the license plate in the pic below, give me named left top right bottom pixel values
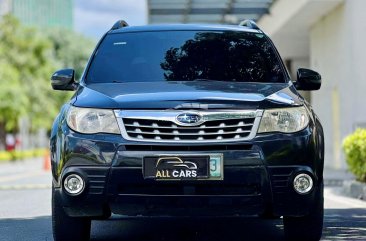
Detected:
left=143, top=154, right=223, bottom=180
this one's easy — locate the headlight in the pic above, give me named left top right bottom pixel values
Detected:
left=258, top=106, right=309, bottom=133
left=66, top=106, right=120, bottom=134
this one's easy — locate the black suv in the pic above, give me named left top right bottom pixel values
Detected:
left=50, top=20, right=324, bottom=241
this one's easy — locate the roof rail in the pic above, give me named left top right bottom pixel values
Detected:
left=239, top=20, right=260, bottom=30
left=110, top=20, right=129, bottom=30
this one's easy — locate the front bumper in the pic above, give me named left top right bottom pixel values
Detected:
left=52, top=127, right=323, bottom=218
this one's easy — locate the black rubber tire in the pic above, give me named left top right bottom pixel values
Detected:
left=283, top=183, right=324, bottom=241
left=259, top=212, right=281, bottom=219
left=259, top=206, right=281, bottom=219
left=52, top=187, right=91, bottom=241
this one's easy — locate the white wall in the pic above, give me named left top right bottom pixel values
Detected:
left=310, top=0, right=366, bottom=170
left=258, top=0, right=343, bottom=60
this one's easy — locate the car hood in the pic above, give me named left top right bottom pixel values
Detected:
left=73, top=81, right=303, bottom=109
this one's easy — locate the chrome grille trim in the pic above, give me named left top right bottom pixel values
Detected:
left=126, top=130, right=252, bottom=135
left=115, top=110, right=263, bottom=143
left=123, top=122, right=254, bottom=129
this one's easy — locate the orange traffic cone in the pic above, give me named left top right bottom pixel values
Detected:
left=43, top=151, right=51, bottom=171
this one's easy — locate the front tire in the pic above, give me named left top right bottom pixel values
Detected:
left=52, top=187, right=91, bottom=241
left=259, top=206, right=281, bottom=219
left=283, top=182, right=324, bottom=241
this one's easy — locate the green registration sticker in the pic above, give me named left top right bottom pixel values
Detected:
left=209, top=154, right=223, bottom=179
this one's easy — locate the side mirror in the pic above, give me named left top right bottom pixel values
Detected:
left=51, top=69, right=77, bottom=91
left=295, top=68, right=321, bottom=91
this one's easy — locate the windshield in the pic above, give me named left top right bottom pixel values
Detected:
left=86, top=30, right=286, bottom=83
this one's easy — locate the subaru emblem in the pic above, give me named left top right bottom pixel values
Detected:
left=176, top=113, right=202, bottom=125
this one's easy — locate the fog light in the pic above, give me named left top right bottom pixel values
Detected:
left=64, top=174, right=85, bottom=195
left=293, top=173, right=313, bottom=194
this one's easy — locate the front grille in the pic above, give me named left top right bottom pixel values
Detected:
left=124, top=118, right=254, bottom=140
left=117, top=183, right=260, bottom=196
left=268, top=167, right=294, bottom=206
left=268, top=167, right=294, bottom=194
left=76, top=167, right=109, bottom=195
left=115, top=110, right=262, bottom=143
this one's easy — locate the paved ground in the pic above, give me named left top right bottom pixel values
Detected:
left=0, top=159, right=366, bottom=241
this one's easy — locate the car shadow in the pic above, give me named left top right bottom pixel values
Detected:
left=91, top=216, right=284, bottom=241
left=89, top=208, right=366, bottom=241
left=322, top=208, right=366, bottom=241
left=0, top=208, right=366, bottom=241
left=0, top=216, right=52, bottom=241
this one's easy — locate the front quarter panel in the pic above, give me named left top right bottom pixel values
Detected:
left=310, top=105, right=324, bottom=180
left=50, top=104, right=121, bottom=187
left=50, top=104, right=70, bottom=185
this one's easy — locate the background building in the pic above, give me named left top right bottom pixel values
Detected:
left=148, top=0, right=273, bottom=24
left=258, top=0, right=365, bottom=171
left=0, top=0, right=73, bottom=29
